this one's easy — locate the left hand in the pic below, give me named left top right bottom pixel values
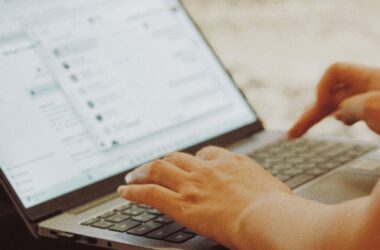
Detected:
left=288, top=63, right=380, bottom=138
left=333, top=91, right=380, bottom=134
left=117, top=146, right=292, bottom=248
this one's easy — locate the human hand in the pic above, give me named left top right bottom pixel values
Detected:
left=288, top=63, right=380, bottom=138
left=117, top=146, right=292, bottom=248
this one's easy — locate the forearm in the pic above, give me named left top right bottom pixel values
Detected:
left=231, top=193, right=372, bottom=250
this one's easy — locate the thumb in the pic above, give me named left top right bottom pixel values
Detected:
left=334, top=91, right=380, bottom=128
left=361, top=91, right=380, bottom=135
left=333, top=93, right=369, bottom=126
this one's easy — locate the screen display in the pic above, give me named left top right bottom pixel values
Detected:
left=0, top=0, right=257, bottom=208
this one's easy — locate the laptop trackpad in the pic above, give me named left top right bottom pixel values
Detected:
left=297, top=170, right=379, bottom=204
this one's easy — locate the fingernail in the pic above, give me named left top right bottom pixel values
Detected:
left=117, top=186, right=128, bottom=196
left=125, top=173, right=133, bottom=184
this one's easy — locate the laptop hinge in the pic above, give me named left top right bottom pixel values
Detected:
left=36, top=209, right=62, bottom=222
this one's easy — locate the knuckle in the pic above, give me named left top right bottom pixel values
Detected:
left=188, top=171, right=205, bottom=184
left=121, top=188, right=132, bottom=199
left=197, top=165, right=215, bottom=177
left=203, top=145, right=220, bottom=152
left=181, top=187, right=199, bottom=203
left=148, top=160, right=164, bottom=178
left=230, top=153, right=246, bottom=161
left=145, top=185, right=159, bottom=196
left=164, top=152, right=181, bottom=161
left=197, top=145, right=219, bottom=155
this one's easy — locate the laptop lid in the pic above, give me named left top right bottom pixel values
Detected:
left=0, top=0, right=262, bottom=223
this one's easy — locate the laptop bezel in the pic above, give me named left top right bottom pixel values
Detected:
left=0, top=0, right=264, bottom=224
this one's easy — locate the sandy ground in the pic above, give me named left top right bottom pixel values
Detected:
left=182, top=0, right=380, bottom=142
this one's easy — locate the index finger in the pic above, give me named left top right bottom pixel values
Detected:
left=288, top=105, right=332, bottom=139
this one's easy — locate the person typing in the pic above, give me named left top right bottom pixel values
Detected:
left=118, top=63, right=380, bottom=250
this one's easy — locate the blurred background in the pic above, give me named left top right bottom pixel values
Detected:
left=183, top=0, right=380, bottom=142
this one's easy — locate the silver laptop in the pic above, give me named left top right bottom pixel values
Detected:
left=1, top=0, right=380, bottom=249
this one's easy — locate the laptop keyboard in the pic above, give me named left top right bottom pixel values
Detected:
left=80, top=138, right=376, bottom=244
left=249, top=138, right=376, bottom=189
left=81, top=202, right=196, bottom=244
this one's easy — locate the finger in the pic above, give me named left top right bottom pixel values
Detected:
left=288, top=105, right=331, bottom=139
left=334, top=110, right=358, bottom=126
left=164, top=152, right=203, bottom=172
left=333, top=97, right=363, bottom=126
left=362, top=92, right=380, bottom=135
left=316, top=63, right=375, bottom=108
left=334, top=91, right=380, bottom=126
left=196, top=146, right=232, bottom=161
left=125, top=160, right=189, bottom=192
left=118, top=184, right=181, bottom=215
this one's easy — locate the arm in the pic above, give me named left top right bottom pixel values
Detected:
left=236, top=189, right=377, bottom=250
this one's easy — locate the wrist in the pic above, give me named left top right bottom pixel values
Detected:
left=231, top=193, right=367, bottom=250
left=231, top=192, right=296, bottom=249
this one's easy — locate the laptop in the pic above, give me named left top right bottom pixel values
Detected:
left=1, top=0, right=380, bottom=249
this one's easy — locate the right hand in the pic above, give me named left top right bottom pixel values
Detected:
left=288, top=63, right=380, bottom=138
left=117, top=147, right=292, bottom=249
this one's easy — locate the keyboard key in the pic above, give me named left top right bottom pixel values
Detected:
left=346, top=150, right=366, bottom=158
left=114, top=204, right=131, bottom=212
left=106, top=213, right=130, bottom=223
left=297, top=162, right=317, bottom=170
left=182, top=228, right=195, bottom=234
left=277, top=174, right=290, bottom=182
left=109, top=220, right=141, bottom=232
left=270, top=169, right=280, bottom=175
left=81, top=217, right=100, bottom=226
left=127, top=221, right=164, bottom=236
left=306, top=168, right=327, bottom=176
left=282, top=168, right=303, bottom=176
left=122, top=206, right=146, bottom=216
left=146, top=223, right=183, bottom=239
left=98, top=211, right=116, bottom=219
left=290, top=148, right=308, bottom=155
left=165, top=232, right=195, bottom=243
left=333, top=155, right=354, bottom=164
left=321, top=162, right=340, bottom=170
left=324, top=148, right=346, bottom=157
left=309, top=157, right=328, bottom=164
left=147, top=208, right=163, bottom=216
left=137, top=204, right=151, bottom=209
left=250, top=152, right=270, bottom=159
left=92, top=220, right=114, bottom=229
left=288, top=158, right=305, bottom=164
left=286, top=175, right=315, bottom=189
left=154, top=215, right=174, bottom=224
left=271, top=163, right=292, bottom=171
left=132, top=213, right=157, bottom=222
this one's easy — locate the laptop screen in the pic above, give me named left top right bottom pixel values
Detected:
left=0, top=0, right=257, bottom=208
